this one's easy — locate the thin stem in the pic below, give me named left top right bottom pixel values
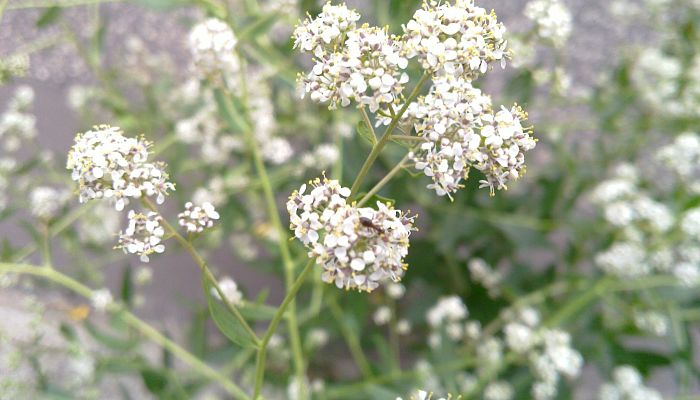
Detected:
left=253, top=259, right=315, bottom=399
left=7, top=0, right=122, bottom=9
left=357, top=153, right=410, bottom=207
left=142, top=197, right=260, bottom=346
left=544, top=277, right=614, bottom=327
left=391, top=135, right=425, bottom=142
left=328, top=295, right=373, bottom=379
left=217, top=86, right=307, bottom=396
left=0, top=0, right=8, bottom=26
left=0, top=262, right=250, bottom=400
left=359, top=106, right=377, bottom=142
left=349, top=72, right=430, bottom=197
left=14, top=203, right=96, bottom=263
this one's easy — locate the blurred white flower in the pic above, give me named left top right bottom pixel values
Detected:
left=212, top=276, right=243, bottom=305
left=524, top=0, right=573, bottom=47
left=91, top=288, right=113, bottom=312
left=188, top=18, right=239, bottom=82
left=29, top=186, right=69, bottom=220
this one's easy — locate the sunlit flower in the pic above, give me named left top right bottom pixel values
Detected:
left=66, top=125, right=175, bottom=211
left=287, top=176, right=416, bottom=292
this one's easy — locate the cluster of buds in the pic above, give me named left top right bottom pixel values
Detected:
left=66, top=125, right=175, bottom=211
left=402, top=0, right=509, bottom=79
left=178, top=201, right=220, bottom=233
left=407, top=75, right=536, bottom=197
left=287, top=176, right=416, bottom=292
left=116, top=210, right=166, bottom=262
left=294, top=3, right=409, bottom=112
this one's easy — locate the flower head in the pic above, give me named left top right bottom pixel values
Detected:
left=117, top=210, right=166, bottom=262
left=178, top=201, right=220, bottom=233
left=402, top=0, right=509, bottom=79
left=66, top=125, right=174, bottom=211
left=188, top=18, right=239, bottom=82
left=287, top=176, right=416, bottom=292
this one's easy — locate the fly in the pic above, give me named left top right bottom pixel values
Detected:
left=359, top=217, right=384, bottom=234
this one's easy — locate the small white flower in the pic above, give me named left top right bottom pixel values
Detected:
left=178, top=201, right=220, bottom=233
left=373, top=306, right=392, bottom=326
left=212, top=276, right=243, bottom=305
left=91, top=288, right=113, bottom=312
left=116, top=210, right=166, bottom=262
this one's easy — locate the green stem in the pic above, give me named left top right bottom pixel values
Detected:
left=14, top=203, right=96, bottom=263
left=357, top=153, right=410, bottom=207
left=545, top=277, right=613, bottom=327
left=0, top=262, right=249, bottom=400
left=349, top=73, right=430, bottom=197
left=217, top=86, right=307, bottom=397
left=142, top=198, right=260, bottom=346
left=253, top=259, right=315, bottom=399
left=0, top=0, right=8, bottom=26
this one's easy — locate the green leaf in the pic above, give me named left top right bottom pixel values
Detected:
left=238, top=13, right=280, bottom=42
left=202, top=277, right=258, bottom=349
left=36, top=6, right=62, bottom=28
left=140, top=368, right=168, bottom=395
left=356, top=120, right=377, bottom=146
left=128, top=0, right=184, bottom=10
left=239, top=300, right=277, bottom=321
left=120, top=266, right=133, bottom=308
left=213, top=90, right=248, bottom=132
left=355, top=191, right=395, bottom=206
left=84, top=320, right=139, bottom=351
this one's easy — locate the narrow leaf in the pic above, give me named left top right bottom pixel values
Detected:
left=202, top=277, right=258, bottom=349
left=357, top=120, right=377, bottom=146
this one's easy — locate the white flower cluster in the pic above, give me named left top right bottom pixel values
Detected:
left=287, top=176, right=416, bottom=292
left=657, top=132, right=700, bottom=194
left=591, top=164, right=700, bottom=285
left=116, top=210, right=166, bottom=262
left=426, top=295, right=469, bottom=346
left=632, top=310, right=668, bottom=337
left=178, top=201, right=220, bottom=233
left=212, top=276, right=243, bottom=305
left=0, top=54, right=29, bottom=84
left=484, top=381, right=514, bottom=400
left=407, top=75, right=535, bottom=197
left=630, top=47, right=700, bottom=118
left=402, top=0, right=507, bottom=79
left=78, top=202, right=121, bottom=245
left=294, top=3, right=409, bottom=111
left=188, top=18, right=239, bottom=82
left=524, top=0, right=573, bottom=48
left=598, top=366, right=663, bottom=400
left=67, top=125, right=175, bottom=211
left=0, top=85, right=37, bottom=153
left=174, top=80, right=243, bottom=165
left=396, top=390, right=453, bottom=400
left=468, top=258, right=502, bottom=297
left=501, top=308, right=583, bottom=400
left=29, top=186, right=70, bottom=220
